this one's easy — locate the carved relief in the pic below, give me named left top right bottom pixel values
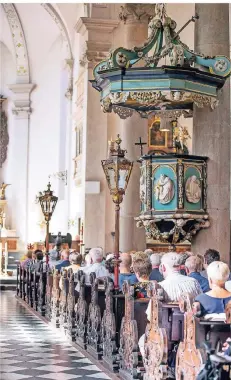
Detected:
left=67, top=269, right=76, bottom=340
left=87, top=273, right=102, bottom=356
left=0, top=101, right=9, bottom=168
left=51, top=270, right=60, bottom=328
left=75, top=271, right=88, bottom=348
left=155, top=174, right=175, bottom=204
left=119, top=281, right=139, bottom=376
left=176, top=294, right=205, bottom=380
left=101, top=277, right=118, bottom=370
left=144, top=283, right=168, bottom=380
left=185, top=176, right=202, bottom=204
left=59, top=269, right=69, bottom=332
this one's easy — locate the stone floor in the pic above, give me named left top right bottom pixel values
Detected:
left=0, top=291, right=111, bottom=380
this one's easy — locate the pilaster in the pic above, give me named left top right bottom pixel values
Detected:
left=74, top=16, right=119, bottom=250
left=7, top=83, right=35, bottom=250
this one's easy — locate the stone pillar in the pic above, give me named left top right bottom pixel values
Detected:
left=192, top=4, right=230, bottom=264
left=111, top=5, right=155, bottom=252
left=8, top=83, right=34, bottom=251
left=75, top=17, right=119, bottom=251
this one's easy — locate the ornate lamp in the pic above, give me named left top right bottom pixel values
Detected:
left=102, top=135, right=133, bottom=289
left=39, top=182, right=58, bottom=262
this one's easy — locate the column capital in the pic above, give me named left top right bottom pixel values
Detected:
left=118, top=4, right=155, bottom=24
left=8, top=83, right=35, bottom=119
left=75, top=17, right=119, bottom=36
left=76, top=17, right=119, bottom=69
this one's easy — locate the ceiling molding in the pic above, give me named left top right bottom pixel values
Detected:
left=1, top=3, right=30, bottom=83
left=41, top=3, right=73, bottom=60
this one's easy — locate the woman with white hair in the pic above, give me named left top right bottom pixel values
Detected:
left=195, top=261, right=231, bottom=315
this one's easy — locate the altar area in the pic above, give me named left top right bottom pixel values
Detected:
left=0, top=198, right=19, bottom=287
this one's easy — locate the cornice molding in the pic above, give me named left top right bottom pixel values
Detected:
left=8, top=83, right=35, bottom=119
left=75, top=17, right=119, bottom=35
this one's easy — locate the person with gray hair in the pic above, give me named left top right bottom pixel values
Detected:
left=81, top=247, right=109, bottom=284
left=149, top=253, right=163, bottom=282
left=146, top=252, right=202, bottom=320
left=185, top=255, right=210, bottom=292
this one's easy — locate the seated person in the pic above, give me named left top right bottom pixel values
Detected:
left=195, top=261, right=231, bottom=316
left=185, top=255, right=210, bottom=293
left=30, top=250, right=44, bottom=272
left=223, top=338, right=231, bottom=356
left=132, top=252, right=152, bottom=298
left=119, top=252, right=138, bottom=289
left=146, top=251, right=202, bottom=319
left=149, top=253, right=163, bottom=282
left=20, top=251, right=33, bottom=269
left=144, top=248, right=154, bottom=257
left=81, top=247, right=109, bottom=283
left=55, top=249, right=70, bottom=271
left=66, top=252, right=82, bottom=274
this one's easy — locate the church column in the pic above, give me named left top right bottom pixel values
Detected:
left=192, top=4, right=230, bottom=264
left=8, top=83, right=34, bottom=251
left=75, top=17, right=119, bottom=251
left=111, top=5, right=154, bottom=252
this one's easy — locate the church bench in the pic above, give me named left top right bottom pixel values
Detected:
left=66, top=268, right=78, bottom=341
left=51, top=269, right=61, bottom=327
left=86, top=273, right=106, bottom=360
left=59, top=268, right=69, bottom=334
left=119, top=281, right=150, bottom=380
left=45, top=270, right=53, bottom=320
left=75, top=270, right=92, bottom=350
left=37, top=263, right=47, bottom=316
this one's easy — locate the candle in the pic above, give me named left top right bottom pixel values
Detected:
left=0, top=242, right=2, bottom=274
left=4, top=242, right=8, bottom=275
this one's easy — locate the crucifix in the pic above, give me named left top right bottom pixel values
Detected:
left=135, top=137, right=147, bottom=156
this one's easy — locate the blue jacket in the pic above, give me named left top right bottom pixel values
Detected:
left=55, top=260, right=70, bottom=271
left=119, top=273, right=138, bottom=289
left=189, top=272, right=210, bottom=292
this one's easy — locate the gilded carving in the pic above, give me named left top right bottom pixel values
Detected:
left=67, top=269, right=76, bottom=340
left=75, top=271, right=88, bottom=348
left=59, top=269, right=69, bottom=332
left=178, top=163, right=184, bottom=209
left=51, top=270, right=61, bottom=328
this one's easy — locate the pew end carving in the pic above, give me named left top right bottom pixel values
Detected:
left=66, top=268, right=77, bottom=341
left=143, top=282, right=168, bottom=380
left=87, top=273, right=105, bottom=360
left=59, top=268, right=69, bottom=333
left=51, top=269, right=61, bottom=328
left=75, top=270, right=89, bottom=350
left=45, top=270, right=53, bottom=320
left=119, top=281, right=150, bottom=380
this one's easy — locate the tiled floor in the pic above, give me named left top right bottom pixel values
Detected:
left=0, top=291, right=111, bottom=380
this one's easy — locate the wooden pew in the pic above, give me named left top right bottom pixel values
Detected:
left=59, top=269, right=69, bottom=334
left=45, top=270, right=53, bottom=321
left=32, top=268, right=41, bottom=311
left=16, top=264, right=20, bottom=297
left=66, top=268, right=77, bottom=341
left=75, top=270, right=92, bottom=350
left=37, top=263, right=47, bottom=316
left=119, top=281, right=150, bottom=380
left=22, top=267, right=27, bottom=301
left=87, top=273, right=106, bottom=360
left=101, top=277, right=120, bottom=372
left=143, top=282, right=168, bottom=380
left=51, top=269, right=61, bottom=328
left=175, top=295, right=231, bottom=380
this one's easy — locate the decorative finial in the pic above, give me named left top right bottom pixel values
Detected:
left=47, top=182, right=51, bottom=191
left=115, top=134, right=122, bottom=148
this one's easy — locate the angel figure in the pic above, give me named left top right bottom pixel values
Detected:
left=173, top=124, right=191, bottom=154
left=0, top=183, right=11, bottom=200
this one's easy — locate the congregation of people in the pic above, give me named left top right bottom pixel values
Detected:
left=20, top=246, right=231, bottom=317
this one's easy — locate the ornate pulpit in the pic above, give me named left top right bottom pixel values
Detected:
left=135, top=154, right=209, bottom=244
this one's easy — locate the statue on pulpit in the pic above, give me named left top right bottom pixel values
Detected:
left=155, top=174, right=175, bottom=204
left=0, top=183, right=10, bottom=200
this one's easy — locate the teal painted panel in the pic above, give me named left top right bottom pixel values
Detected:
left=152, top=165, right=177, bottom=211
left=184, top=166, right=203, bottom=211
